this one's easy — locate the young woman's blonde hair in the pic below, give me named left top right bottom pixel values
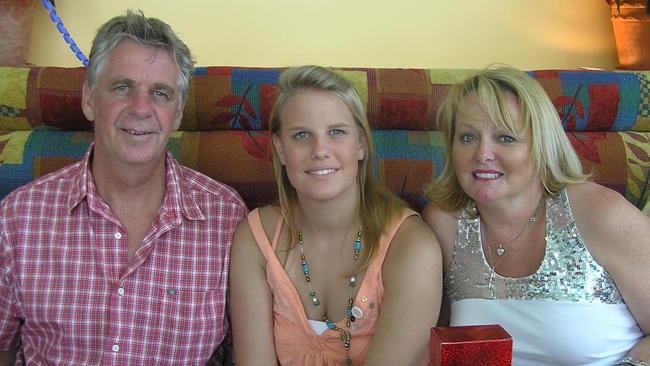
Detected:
left=269, top=65, right=405, bottom=267
left=424, top=66, right=590, bottom=214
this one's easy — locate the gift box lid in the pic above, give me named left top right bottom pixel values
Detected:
left=432, top=324, right=512, bottom=344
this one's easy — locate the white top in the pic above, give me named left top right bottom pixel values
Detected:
left=451, top=299, right=642, bottom=366
left=445, top=190, right=643, bottom=365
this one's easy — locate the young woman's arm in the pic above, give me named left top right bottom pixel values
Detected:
left=363, top=215, right=443, bottom=366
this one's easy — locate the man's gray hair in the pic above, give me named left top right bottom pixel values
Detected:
left=85, top=10, right=194, bottom=107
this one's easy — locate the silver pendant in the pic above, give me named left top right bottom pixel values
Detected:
left=496, top=244, right=505, bottom=257
left=349, top=275, right=357, bottom=287
left=482, top=287, right=495, bottom=299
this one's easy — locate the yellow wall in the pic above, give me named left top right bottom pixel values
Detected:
left=28, top=0, right=618, bottom=69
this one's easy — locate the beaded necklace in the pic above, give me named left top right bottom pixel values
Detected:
left=298, top=229, right=362, bottom=366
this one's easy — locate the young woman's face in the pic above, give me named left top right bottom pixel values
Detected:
left=273, top=90, right=365, bottom=204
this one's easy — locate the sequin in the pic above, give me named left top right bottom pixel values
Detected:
left=481, top=288, right=494, bottom=299
left=445, top=189, right=624, bottom=304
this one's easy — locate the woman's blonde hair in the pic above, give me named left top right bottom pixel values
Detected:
left=424, top=66, right=589, bottom=213
left=269, top=65, right=405, bottom=267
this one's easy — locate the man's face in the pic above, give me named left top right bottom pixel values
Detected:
left=82, top=39, right=183, bottom=169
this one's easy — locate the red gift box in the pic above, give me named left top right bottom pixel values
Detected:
left=430, top=324, right=512, bottom=366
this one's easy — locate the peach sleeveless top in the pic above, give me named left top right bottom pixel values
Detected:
left=247, top=208, right=426, bottom=365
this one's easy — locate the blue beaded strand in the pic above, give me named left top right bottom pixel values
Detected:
left=41, top=0, right=89, bottom=66
left=353, top=230, right=362, bottom=261
left=299, top=232, right=321, bottom=306
left=297, top=228, right=362, bottom=365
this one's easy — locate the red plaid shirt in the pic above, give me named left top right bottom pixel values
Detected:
left=0, top=145, right=247, bottom=365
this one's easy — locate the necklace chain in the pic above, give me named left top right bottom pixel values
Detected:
left=482, top=197, right=544, bottom=299
left=484, top=197, right=544, bottom=258
left=298, top=228, right=362, bottom=365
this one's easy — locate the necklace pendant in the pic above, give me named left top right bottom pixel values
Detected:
left=482, top=287, right=495, bottom=299
left=340, top=329, right=351, bottom=346
left=496, top=243, right=505, bottom=257
left=310, top=291, right=320, bottom=306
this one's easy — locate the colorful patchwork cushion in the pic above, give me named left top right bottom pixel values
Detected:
left=1, top=67, right=649, bottom=210
left=2, top=67, right=650, bottom=132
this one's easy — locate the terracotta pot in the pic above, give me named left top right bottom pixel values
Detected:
left=610, top=0, right=648, bottom=18
left=611, top=17, right=650, bottom=69
left=610, top=1, right=650, bottom=70
left=611, top=0, right=650, bottom=70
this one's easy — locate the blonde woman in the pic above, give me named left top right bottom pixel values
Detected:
left=424, top=66, right=650, bottom=365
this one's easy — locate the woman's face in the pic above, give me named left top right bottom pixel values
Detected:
left=451, top=92, right=541, bottom=206
left=272, top=90, right=366, bottom=204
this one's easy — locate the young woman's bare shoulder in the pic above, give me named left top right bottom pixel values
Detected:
left=391, top=214, right=440, bottom=253
left=256, top=204, right=283, bottom=239
left=384, top=214, right=442, bottom=279
left=233, top=205, right=281, bottom=255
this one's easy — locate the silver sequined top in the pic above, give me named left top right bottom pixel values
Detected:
left=445, top=189, right=624, bottom=304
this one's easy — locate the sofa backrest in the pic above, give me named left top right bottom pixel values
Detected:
left=1, top=67, right=649, bottom=211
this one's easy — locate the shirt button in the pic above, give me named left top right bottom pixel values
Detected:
left=117, top=287, right=125, bottom=296
left=112, top=344, right=119, bottom=352
left=114, top=232, right=122, bottom=239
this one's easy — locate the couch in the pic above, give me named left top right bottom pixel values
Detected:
left=1, top=66, right=649, bottom=213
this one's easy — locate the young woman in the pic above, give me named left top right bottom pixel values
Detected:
left=230, top=65, right=442, bottom=365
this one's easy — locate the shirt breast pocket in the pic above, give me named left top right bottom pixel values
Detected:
left=153, top=287, right=225, bottom=363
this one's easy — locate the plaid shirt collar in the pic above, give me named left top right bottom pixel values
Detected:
left=66, top=143, right=206, bottom=222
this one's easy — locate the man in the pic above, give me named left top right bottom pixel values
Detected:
left=0, top=10, right=246, bottom=365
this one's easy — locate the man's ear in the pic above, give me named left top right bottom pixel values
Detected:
left=81, top=82, right=95, bottom=122
left=173, top=105, right=183, bottom=131
left=272, top=134, right=286, bottom=165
